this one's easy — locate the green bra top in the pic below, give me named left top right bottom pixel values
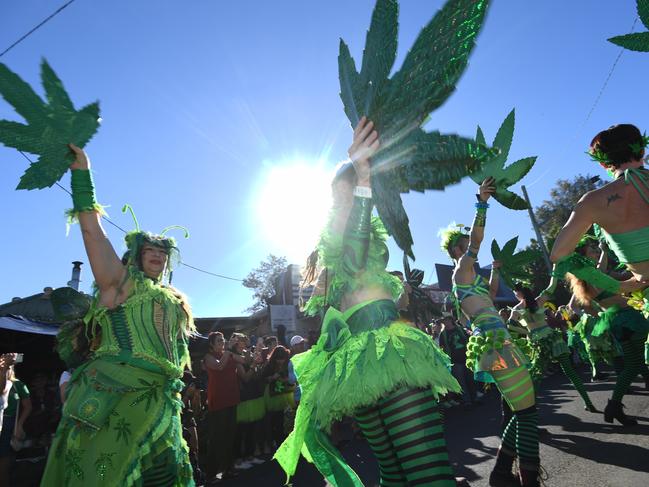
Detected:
left=599, top=168, right=649, bottom=264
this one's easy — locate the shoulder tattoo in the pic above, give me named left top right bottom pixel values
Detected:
left=606, top=193, right=622, bottom=206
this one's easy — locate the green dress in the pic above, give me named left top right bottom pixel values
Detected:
left=41, top=267, right=194, bottom=487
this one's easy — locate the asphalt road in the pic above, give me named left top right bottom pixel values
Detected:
left=218, top=365, right=649, bottom=487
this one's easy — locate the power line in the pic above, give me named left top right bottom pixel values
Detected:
left=15, top=151, right=244, bottom=282
left=578, top=16, right=639, bottom=132
left=0, top=0, right=78, bottom=59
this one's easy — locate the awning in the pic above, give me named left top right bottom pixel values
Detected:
left=0, top=316, right=60, bottom=336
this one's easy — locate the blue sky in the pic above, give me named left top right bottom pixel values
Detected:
left=1, top=0, right=647, bottom=317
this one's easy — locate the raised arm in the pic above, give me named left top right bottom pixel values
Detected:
left=456, top=178, right=496, bottom=281
left=68, top=144, right=125, bottom=292
left=341, top=117, right=378, bottom=276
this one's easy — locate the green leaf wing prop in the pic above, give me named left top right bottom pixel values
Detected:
left=0, top=59, right=100, bottom=190
left=470, top=109, right=537, bottom=210
left=339, top=0, right=494, bottom=259
left=608, top=0, right=649, bottom=52
left=491, top=236, right=541, bottom=289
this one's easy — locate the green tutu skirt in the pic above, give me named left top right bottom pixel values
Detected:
left=41, top=356, right=193, bottom=487
left=237, top=396, right=266, bottom=423
left=274, top=299, right=460, bottom=480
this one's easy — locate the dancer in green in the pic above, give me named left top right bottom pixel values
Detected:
left=509, top=284, right=597, bottom=412
left=443, top=177, right=540, bottom=487
left=564, top=237, right=648, bottom=425
left=274, top=118, right=462, bottom=487
left=550, top=124, right=649, bottom=426
left=41, top=144, right=195, bottom=486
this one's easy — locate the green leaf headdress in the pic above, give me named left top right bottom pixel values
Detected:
left=608, top=0, right=649, bottom=52
left=439, top=222, right=470, bottom=259
left=0, top=59, right=101, bottom=190
left=121, top=205, right=189, bottom=283
left=339, top=0, right=495, bottom=259
left=587, top=131, right=649, bottom=167
left=470, top=109, right=537, bottom=210
left=491, top=236, right=541, bottom=289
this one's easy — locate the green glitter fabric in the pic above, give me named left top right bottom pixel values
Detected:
left=338, top=0, right=494, bottom=258
left=0, top=59, right=100, bottom=190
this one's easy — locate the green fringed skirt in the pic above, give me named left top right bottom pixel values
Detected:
left=41, top=357, right=194, bottom=487
left=593, top=306, right=649, bottom=342
left=274, top=299, right=460, bottom=479
left=237, top=396, right=266, bottom=423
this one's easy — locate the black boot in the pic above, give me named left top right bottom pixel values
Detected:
left=584, top=403, right=599, bottom=413
left=518, top=466, right=540, bottom=487
left=604, top=399, right=637, bottom=426
left=489, top=448, right=520, bottom=487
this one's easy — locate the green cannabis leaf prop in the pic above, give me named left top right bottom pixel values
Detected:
left=608, top=0, right=649, bottom=51
left=339, top=0, right=493, bottom=259
left=0, top=59, right=100, bottom=190
left=491, top=236, right=540, bottom=289
left=471, top=109, right=537, bottom=210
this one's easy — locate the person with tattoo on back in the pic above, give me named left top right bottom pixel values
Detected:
left=549, top=124, right=649, bottom=426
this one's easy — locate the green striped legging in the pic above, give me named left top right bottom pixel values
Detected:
left=355, top=387, right=455, bottom=486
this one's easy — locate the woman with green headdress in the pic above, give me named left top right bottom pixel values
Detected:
left=508, top=282, right=597, bottom=413
left=274, top=118, right=462, bottom=487
left=443, top=177, right=541, bottom=487
left=563, top=234, right=648, bottom=426
left=549, top=123, right=649, bottom=426
left=41, top=144, right=195, bottom=486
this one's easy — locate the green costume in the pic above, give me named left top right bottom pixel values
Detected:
left=42, top=169, right=194, bottom=486
left=574, top=313, right=620, bottom=369
left=275, top=194, right=460, bottom=487
left=42, top=265, right=194, bottom=487
left=514, top=307, right=595, bottom=411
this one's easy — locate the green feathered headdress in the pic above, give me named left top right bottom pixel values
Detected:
left=439, top=223, right=469, bottom=258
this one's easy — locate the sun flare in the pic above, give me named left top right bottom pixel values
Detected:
left=255, top=160, right=334, bottom=263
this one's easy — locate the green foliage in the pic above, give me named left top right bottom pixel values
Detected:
left=339, top=0, right=494, bottom=259
left=0, top=59, right=100, bottom=190
left=534, top=174, right=604, bottom=240
left=471, top=109, right=537, bottom=209
left=242, top=254, right=288, bottom=313
left=491, top=236, right=541, bottom=289
left=608, top=0, right=649, bottom=51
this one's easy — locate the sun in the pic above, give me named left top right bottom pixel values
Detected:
left=255, top=159, right=333, bottom=263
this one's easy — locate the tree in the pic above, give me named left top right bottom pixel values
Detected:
left=242, top=254, right=287, bottom=314
left=534, top=174, right=604, bottom=240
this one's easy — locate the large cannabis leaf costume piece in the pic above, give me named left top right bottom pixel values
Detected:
left=471, top=109, right=537, bottom=209
left=0, top=59, right=100, bottom=190
left=609, top=0, right=649, bottom=52
left=491, top=236, right=540, bottom=289
left=339, top=0, right=493, bottom=259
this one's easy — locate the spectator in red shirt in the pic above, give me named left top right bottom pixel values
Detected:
left=204, top=332, right=245, bottom=482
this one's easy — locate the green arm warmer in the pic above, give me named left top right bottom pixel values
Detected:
left=551, top=252, right=621, bottom=294
left=65, top=169, right=106, bottom=224
left=341, top=196, right=373, bottom=277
